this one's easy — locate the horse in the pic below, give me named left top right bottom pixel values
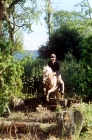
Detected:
left=42, top=65, right=62, bottom=101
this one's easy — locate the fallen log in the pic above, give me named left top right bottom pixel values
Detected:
left=0, top=119, right=57, bottom=135
left=10, top=96, right=47, bottom=112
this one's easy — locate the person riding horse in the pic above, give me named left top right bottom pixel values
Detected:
left=48, top=54, right=65, bottom=95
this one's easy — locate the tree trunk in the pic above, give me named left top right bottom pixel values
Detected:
left=0, top=1, right=4, bottom=37
left=56, top=110, right=83, bottom=139
left=0, top=1, right=9, bottom=37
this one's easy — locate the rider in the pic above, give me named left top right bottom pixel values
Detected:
left=48, top=53, right=65, bottom=94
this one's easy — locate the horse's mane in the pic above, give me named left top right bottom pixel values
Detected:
left=43, top=66, right=52, bottom=74
left=43, top=65, right=53, bottom=76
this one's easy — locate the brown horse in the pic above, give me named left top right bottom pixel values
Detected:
left=42, top=66, right=61, bottom=101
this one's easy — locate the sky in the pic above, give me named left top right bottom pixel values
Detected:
left=23, top=0, right=91, bottom=50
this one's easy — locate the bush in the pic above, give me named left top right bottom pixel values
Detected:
left=21, top=56, right=47, bottom=96
left=61, top=53, right=80, bottom=96
left=0, top=54, right=23, bottom=115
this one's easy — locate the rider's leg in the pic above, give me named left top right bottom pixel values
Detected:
left=58, top=75, right=65, bottom=94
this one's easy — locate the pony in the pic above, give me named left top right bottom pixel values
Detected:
left=42, top=65, right=62, bottom=101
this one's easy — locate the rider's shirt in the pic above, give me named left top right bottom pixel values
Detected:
left=48, top=60, right=61, bottom=75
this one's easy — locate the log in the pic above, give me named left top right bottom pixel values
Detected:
left=56, top=110, right=83, bottom=139
left=0, top=119, right=57, bottom=134
left=9, top=96, right=47, bottom=111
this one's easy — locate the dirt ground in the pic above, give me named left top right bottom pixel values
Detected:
left=0, top=98, right=59, bottom=140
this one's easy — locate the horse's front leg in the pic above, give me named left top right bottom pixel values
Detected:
left=46, top=91, right=50, bottom=101
left=46, top=86, right=58, bottom=101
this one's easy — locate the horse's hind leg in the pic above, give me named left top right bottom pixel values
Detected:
left=46, top=93, right=50, bottom=102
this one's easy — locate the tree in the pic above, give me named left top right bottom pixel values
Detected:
left=53, top=10, right=83, bottom=32
left=0, top=0, right=41, bottom=55
left=38, top=25, right=83, bottom=61
left=60, top=53, right=79, bottom=95
left=53, top=9, right=92, bottom=37
left=74, top=0, right=92, bottom=36
left=52, top=0, right=92, bottom=37
left=21, top=56, right=47, bottom=95
left=0, top=39, right=23, bottom=115
left=0, top=0, right=9, bottom=37
left=44, top=0, right=54, bottom=41
left=71, top=35, right=92, bottom=97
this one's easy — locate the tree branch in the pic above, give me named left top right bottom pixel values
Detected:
left=74, top=10, right=88, bottom=19
left=9, top=0, right=21, bottom=9
left=87, top=0, right=92, bottom=19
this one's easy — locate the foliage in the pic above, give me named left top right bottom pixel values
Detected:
left=60, top=53, right=80, bottom=95
left=7, top=112, right=25, bottom=121
left=74, top=0, right=92, bottom=37
left=71, top=35, right=92, bottom=97
left=38, top=42, right=51, bottom=59
left=13, top=31, right=24, bottom=53
left=0, top=38, right=12, bottom=55
left=44, top=0, right=54, bottom=40
left=21, top=56, right=47, bottom=96
left=39, top=25, right=83, bottom=61
left=70, top=102, right=92, bottom=140
left=53, top=10, right=92, bottom=37
left=1, top=0, right=41, bottom=55
left=80, top=35, right=92, bottom=68
left=75, top=0, right=92, bottom=19
left=53, top=10, right=83, bottom=29
left=0, top=40, right=23, bottom=115
left=71, top=102, right=92, bottom=128
left=3, top=0, right=40, bottom=34
left=0, top=55, right=23, bottom=115
left=80, top=130, right=92, bottom=140
left=55, top=104, right=62, bottom=113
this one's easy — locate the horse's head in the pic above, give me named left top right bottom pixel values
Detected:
left=42, top=66, right=52, bottom=85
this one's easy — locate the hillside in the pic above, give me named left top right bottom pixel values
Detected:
left=14, top=50, right=39, bottom=60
